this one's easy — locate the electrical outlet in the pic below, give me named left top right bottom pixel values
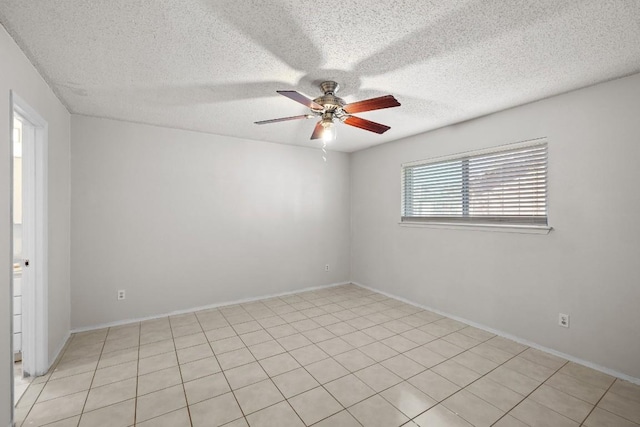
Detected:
left=559, top=313, right=569, bottom=328
left=117, top=290, right=126, bottom=300
left=325, top=264, right=330, bottom=272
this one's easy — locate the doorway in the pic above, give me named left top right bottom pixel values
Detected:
left=11, top=92, right=48, bottom=407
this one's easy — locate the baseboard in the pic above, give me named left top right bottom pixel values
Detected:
left=353, top=281, right=640, bottom=385
left=47, top=330, right=71, bottom=370
left=71, top=281, right=352, bottom=334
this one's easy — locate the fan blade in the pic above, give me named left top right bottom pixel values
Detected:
left=343, top=95, right=401, bottom=114
left=310, top=121, right=324, bottom=140
left=255, top=115, right=313, bottom=125
left=344, top=116, right=391, bottom=134
left=277, top=90, right=323, bottom=110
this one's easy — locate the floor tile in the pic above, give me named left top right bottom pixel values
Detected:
left=78, top=398, right=135, bottom=427
left=24, top=390, right=88, bottom=426
left=91, top=360, right=138, bottom=388
left=519, top=347, right=567, bottom=370
left=599, top=390, right=640, bottom=424
left=272, top=367, right=319, bottom=398
left=325, top=374, right=376, bottom=407
left=465, top=376, right=524, bottom=412
left=136, top=407, right=191, bottom=427
left=246, top=401, right=304, bottom=427
left=17, top=285, right=634, bottom=427
left=190, top=392, right=244, bottom=427
left=248, top=339, right=286, bottom=360
left=423, top=339, right=466, bottom=361
left=381, top=354, right=426, bottom=379
left=179, top=355, right=222, bottom=382
left=408, top=370, right=460, bottom=402
left=401, top=329, right=438, bottom=345
left=405, top=346, right=446, bottom=368
left=486, top=365, right=541, bottom=395
left=431, top=360, right=481, bottom=387
left=509, top=398, right=580, bottom=427
left=457, top=326, right=495, bottom=342
left=413, top=404, right=473, bottom=427
left=277, top=333, right=313, bottom=351
left=380, top=381, right=437, bottom=418
left=381, top=335, right=420, bottom=352
left=266, top=324, right=298, bottom=339
left=355, top=363, right=402, bottom=392
left=138, top=339, right=175, bottom=359
left=492, top=414, right=530, bottom=427
left=312, top=410, right=362, bottom=427
left=137, top=365, right=183, bottom=396
left=38, top=372, right=93, bottom=402
left=217, top=347, right=256, bottom=370
left=205, top=326, right=237, bottom=342
left=84, top=377, right=136, bottom=412
left=174, top=332, right=207, bottom=350
left=96, top=347, right=138, bottom=369
left=306, top=357, right=349, bottom=384
left=333, top=349, right=376, bottom=372
left=485, top=336, right=528, bottom=355
left=529, top=384, right=593, bottom=422
left=442, top=332, right=481, bottom=350
left=225, top=361, right=268, bottom=390
left=359, top=341, right=399, bottom=362
left=316, top=336, right=354, bottom=356
left=138, top=351, right=178, bottom=375
left=503, top=356, right=556, bottom=382
left=136, top=384, right=187, bottom=422
left=177, top=342, right=213, bottom=364
left=184, top=372, right=230, bottom=404
left=211, top=336, right=246, bottom=355
left=583, top=407, right=640, bottom=427
left=348, top=394, right=410, bottom=427
left=259, top=352, right=301, bottom=377
left=560, top=362, right=616, bottom=389
left=240, top=329, right=273, bottom=346
left=442, top=389, right=504, bottom=427
left=289, top=344, right=329, bottom=366
left=451, top=350, right=498, bottom=375
left=288, top=386, right=342, bottom=425
left=610, top=379, right=640, bottom=404
left=233, top=379, right=284, bottom=414
left=469, top=343, right=514, bottom=364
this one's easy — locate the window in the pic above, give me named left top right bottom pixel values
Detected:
left=402, top=140, right=547, bottom=226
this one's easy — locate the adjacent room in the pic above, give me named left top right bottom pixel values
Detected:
left=1, top=1, right=639, bottom=426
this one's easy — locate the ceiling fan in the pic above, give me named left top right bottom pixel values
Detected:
left=255, top=81, right=401, bottom=142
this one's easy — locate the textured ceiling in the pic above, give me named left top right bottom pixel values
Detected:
left=1, top=1, right=640, bottom=152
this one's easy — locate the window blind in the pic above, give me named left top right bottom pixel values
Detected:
left=402, top=142, right=547, bottom=225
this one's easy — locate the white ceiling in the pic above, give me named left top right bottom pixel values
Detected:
left=1, top=1, right=640, bottom=152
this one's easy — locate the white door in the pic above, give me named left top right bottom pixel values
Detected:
left=11, top=93, right=48, bottom=379
left=12, top=115, right=25, bottom=358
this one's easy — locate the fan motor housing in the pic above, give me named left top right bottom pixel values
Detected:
left=312, top=81, right=346, bottom=112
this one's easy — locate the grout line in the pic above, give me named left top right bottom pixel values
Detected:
left=169, top=317, right=196, bottom=427
left=196, top=309, right=248, bottom=426
left=577, top=380, right=618, bottom=427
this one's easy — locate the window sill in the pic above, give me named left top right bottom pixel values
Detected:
left=398, top=221, right=552, bottom=234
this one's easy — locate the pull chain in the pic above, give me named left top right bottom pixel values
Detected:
left=322, top=140, right=327, bottom=162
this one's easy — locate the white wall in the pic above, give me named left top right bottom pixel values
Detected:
left=351, top=73, right=640, bottom=380
left=0, top=25, right=71, bottom=425
left=70, top=116, right=351, bottom=329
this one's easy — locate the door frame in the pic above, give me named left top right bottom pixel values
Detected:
left=10, top=91, right=49, bottom=380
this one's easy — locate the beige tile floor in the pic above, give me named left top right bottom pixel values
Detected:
left=14, top=284, right=640, bottom=426
left=14, top=360, right=32, bottom=404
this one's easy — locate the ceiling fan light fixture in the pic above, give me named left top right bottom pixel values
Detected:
left=321, top=113, right=336, bottom=142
